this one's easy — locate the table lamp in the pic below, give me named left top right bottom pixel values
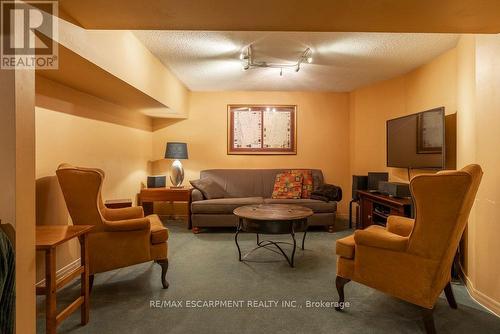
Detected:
left=165, top=142, right=188, bottom=187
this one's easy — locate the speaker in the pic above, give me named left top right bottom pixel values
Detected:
left=352, top=175, right=368, bottom=200
left=367, top=172, right=389, bottom=191
left=378, top=181, right=411, bottom=198
left=147, top=175, right=166, bottom=188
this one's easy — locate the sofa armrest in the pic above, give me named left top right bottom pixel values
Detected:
left=354, top=226, right=408, bottom=252
left=102, top=206, right=144, bottom=221
left=387, top=216, right=415, bottom=237
left=103, top=217, right=150, bottom=232
left=191, top=189, right=204, bottom=202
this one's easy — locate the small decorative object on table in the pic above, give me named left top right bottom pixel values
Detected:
left=165, top=142, right=188, bottom=188
left=147, top=175, right=167, bottom=188
left=104, top=198, right=132, bottom=209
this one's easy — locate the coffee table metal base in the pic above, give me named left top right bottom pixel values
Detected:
left=234, top=217, right=308, bottom=268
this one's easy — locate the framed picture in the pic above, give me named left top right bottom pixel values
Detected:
left=417, top=109, right=444, bottom=154
left=227, top=105, right=297, bottom=155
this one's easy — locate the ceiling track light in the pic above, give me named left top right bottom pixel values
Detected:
left=239, top=45, right=313, bottom=75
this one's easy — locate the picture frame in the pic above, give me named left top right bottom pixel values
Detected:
left=227, top=104, right=297, bottom=155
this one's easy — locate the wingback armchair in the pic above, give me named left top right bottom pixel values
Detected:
left=335, top=164, right=482, bottom=333
left=56, top=164, right=170, bottom=289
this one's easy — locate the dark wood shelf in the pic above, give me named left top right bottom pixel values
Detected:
left=357, top=191, right=413, bottom=229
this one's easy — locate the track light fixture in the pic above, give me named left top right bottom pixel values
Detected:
left=239, top=45, right=313, bottom=75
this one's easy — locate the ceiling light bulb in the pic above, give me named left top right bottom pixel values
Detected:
left=266, top=107, right=271, bottom=112
left=272, top=108, right=276, bottom=112
left=307, top=56, right=313, bottom=63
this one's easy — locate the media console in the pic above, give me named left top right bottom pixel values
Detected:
left=357, top=190, right=413, bottom=229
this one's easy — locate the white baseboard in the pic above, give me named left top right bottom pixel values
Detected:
left=36, top=258, right=81, bottom=287
left=459, top=264, right=500, bottom=317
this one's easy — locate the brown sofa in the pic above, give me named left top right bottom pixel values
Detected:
left=191, top=169, right=337, bottom=232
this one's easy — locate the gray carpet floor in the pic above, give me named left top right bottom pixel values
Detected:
left=36, top=219, right=500, bottom=334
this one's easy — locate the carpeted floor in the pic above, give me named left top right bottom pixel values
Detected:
left=36, top=219, right=500, bottom=334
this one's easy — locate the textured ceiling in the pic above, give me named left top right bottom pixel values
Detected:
left=134, top=31, right=459, bottom=92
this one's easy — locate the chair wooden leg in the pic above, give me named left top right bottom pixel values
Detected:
left=444, top=282, right=458, bottom=309
left=89, top=274, right=94, bottom=293
left=157, top=259, right=169, bottom=289
left=421, top=307, right=436, bottom=334
left=335, top=275, right=350, bottom=311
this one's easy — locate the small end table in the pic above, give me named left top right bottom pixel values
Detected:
left=138, top=187, right=193, bottom=229
left=36, top=225, right=93, bottom=334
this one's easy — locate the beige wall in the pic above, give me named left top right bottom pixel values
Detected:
left=455, top=34, right=477, bottom=289
left=349, top=47, right=457, bottom=181
left=464, top=34, right=500, bottom=313
left=35, top=94, right=153, bottom=281
left=53, top=17, right=189, bottom=118
left=152, top=91, right=351, bottom=216
left=349, top=37, right=500, bottom=314
left=0, top=69, right=36, bottom=334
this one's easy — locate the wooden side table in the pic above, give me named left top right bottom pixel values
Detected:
left=36, top=225, right=93, bottom=334
left=138, top=187, right=193, bottom=229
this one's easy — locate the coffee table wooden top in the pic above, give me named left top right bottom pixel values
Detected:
left=233, top=204, right=313, bottom=221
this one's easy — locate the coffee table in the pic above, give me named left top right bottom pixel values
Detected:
left=233, top=204, right=314, bottom=267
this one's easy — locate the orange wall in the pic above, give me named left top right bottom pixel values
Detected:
left=349, top=37, right=500, bottom=314
left=152, top=91, right=351, bottom=216
left=465, top=33, right=500, bottom=314
left=349, top=47, right=457, bottom=181
left=0, top=69, right=36, bottom=334
left=35, top=86, right=153, bottom=281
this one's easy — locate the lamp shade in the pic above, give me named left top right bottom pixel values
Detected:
left=165, top=142, right=188, bottom=159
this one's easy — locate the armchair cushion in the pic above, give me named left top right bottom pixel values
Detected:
left=103, top=217, right=150, bottom=232
left=149, top=214, right=169, bottom=244
left=387, top=216, right=415, bottom=237
left=354, top=225, right=409, bottom=252
left=336, top=234, right=355, bottom=259
left=102, top=206, right=144, bottom=221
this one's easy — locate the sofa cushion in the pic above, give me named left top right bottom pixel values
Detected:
left=263, top=198, right=337, bottom=213
left=148, top=214, right=169, bottom=244
left=199, top=169, right=324, bottom=198
left=190, top=178, right=226, bottom=199
left=271, top=172, right=303, bottom=199
left=289, top=169, right=314, bottom=198
left=191, top=197, right=264, bottom=214
left=336, top=234, right=355, bottom=259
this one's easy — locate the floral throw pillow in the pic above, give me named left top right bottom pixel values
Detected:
left=289, top=169, right=314, bottom=199
left=271, top=172, right=303, bottom=199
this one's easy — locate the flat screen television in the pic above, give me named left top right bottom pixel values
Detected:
left=386, top=107, right=445, bottom=169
